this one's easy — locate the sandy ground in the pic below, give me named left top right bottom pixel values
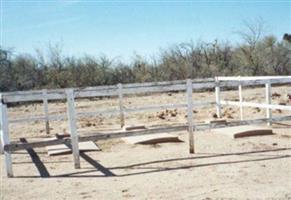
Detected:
left=1, top=85, right=291, bottom=200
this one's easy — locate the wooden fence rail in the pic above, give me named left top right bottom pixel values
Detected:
left=0, top=76, right=291, bottom=177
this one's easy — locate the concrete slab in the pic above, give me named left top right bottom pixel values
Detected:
left=212, top=125, right=273, bottom=138
left=122, top=133, right=182, bottom=144
left=46, top=137, right=100, bottom=156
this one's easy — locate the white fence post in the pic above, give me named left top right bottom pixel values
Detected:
left=238, top=77, right=244, bottom=120
left=0, top=94, right=3, bottom=155
left=66, top=89, right=80, bottom=169
left=186, top=79, right=194, bottom=154
left=215, top=77, right=222, bottom=118
left=0, top=97, right=13, bottom=177
left=42, top=89, right=50, bottom=134
left=265, top=82, right=272, bottom=126
left=117, top=83, right=125, bottom=128
left=0, top=128, right=2, bottom=154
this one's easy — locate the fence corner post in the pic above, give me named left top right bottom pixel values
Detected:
left=66, top=89, right=80, bottom=169
left=186, top=79, right=194, bottom=154
left=215, top=77, right=222, bottom=118
left=117, top=83, right=125, bottom=128
left=0, top=96, right=13, bottom=177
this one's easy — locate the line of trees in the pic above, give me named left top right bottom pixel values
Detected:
left=0, top=24, right=290, bottom=92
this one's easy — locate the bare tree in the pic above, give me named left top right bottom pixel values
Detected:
left=236, top=19, right=266, bottom=75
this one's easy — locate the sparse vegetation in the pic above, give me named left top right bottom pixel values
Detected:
left=0, top=22, right=290, bottom=92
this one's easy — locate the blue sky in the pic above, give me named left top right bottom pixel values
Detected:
left=1, top=0, right=290, bottom=61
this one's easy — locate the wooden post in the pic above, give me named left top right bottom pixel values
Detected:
left=215, top=77, right=222, bottom=118
left=0, top=94, right=3, bottom=154
left=0, top=94, right=3, bottom=155
left=0, top=99, right=13, bottom=177
left=66, top=89, right=80, bottom=169
left=0, top=129, right=2, bottom=155
left=186, top=79, right=194, bottom=154
left=117, top=83, right=125, bottom=128
left=238, top=77, right=244, bottom=120
left=42, top=89, right=50, bottom=134
left=265, top=82, right=272, bottom=126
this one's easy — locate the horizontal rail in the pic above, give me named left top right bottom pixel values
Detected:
left=8, top=101, right=213, bottom=124
left=9, top=114, right=67, bottom=124
left=194, top=115, right=291, bottom=131
left=9, top=110, right=120, bottom=123
left=3, top=89, right=118, bottom=103
left=77, top=109, right=120, bottom=118
left=125, top=101, right=214, bottom=113
left=221, top=100, right=291, bottom=111
left=122, top=78, right=214, bottom=89
left=219, top=79, right=291, bottom=87
left=125, top=103, right=187, bottom=113
left=3, top=76, right=290, bottom=103
left=4, top=115, right=291, bottom=152
left=217, top=76, right=291, bottom=81
left=4, top=125, right=187, bottom=152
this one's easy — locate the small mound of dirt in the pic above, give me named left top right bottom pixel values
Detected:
left=272, top=92, right=281, bottom=98
left=157, top=109, right=178, bottom=120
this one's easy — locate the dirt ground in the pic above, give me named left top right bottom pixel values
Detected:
left=1, top=85, right=291, bottom=200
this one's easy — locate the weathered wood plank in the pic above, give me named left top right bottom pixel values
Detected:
left=0, top=130, right=3, bottom=154
left=218, top=78, right=291, bottom=87
left=0, top=102, right=13, bottom=177
left=125, top=102, right=214, bottom=113
left=0, top=94, right=2, bottom=154
left=9, top=114, right=67, bottom=124
left=4, top=125, right=187, bottom=152
left=77, top=109, right=120, bottom=118
left=118, top=83, right=125, bottom=128
left=125, top=103, right=187, bottom=113
left=122, top=84, right=186, bottom=95
left=217, top=76, right=291, bottom=81
left=221, top=100, right=291, bottom=111
left=42, top=89, right=50, bottom=134
left=195, top=115, right=291, bottom=131
left=265, top=82, right=272, bottom=126
left=187, top=79, right=194, bottom=153
left=66, top=89, right=80, bottom=169
left=215, top=77, right=222, bottom=118
left=238, top=78, right=244, bottom=120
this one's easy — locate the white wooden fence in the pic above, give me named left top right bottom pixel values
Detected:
left=0, top=76, right=291, bottom=177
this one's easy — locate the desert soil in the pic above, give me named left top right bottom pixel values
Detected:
left=1, top=85, right=291, bottom=200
